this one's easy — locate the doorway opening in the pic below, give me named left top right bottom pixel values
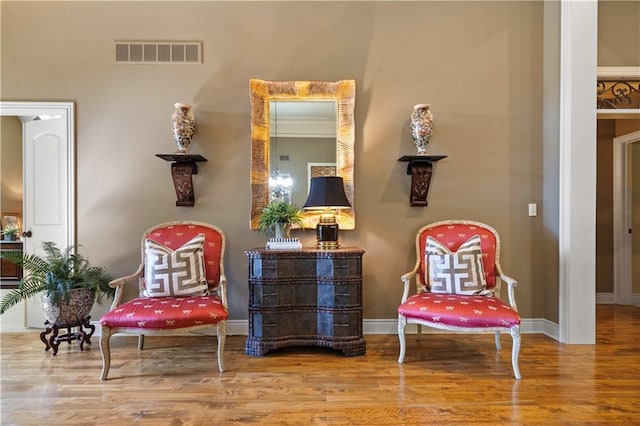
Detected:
left=0, top=101, right=75, bottom=329
left=596, top=67, right=640, bottom=307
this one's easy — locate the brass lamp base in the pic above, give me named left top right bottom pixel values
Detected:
left=317, top=240, right=339, bottom=250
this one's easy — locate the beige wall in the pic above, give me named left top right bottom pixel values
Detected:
left=1, top=1, right=546, bottom=321
left=541, top=0, right=560, bottom=323
left=0, top=116, right=23, bottom=217
left=596, top=120, right=615, bottom=293
left=598, top=0, right=640, bottom=66
left=616, top=120, right=640, bottom=137
left=0, top=0, right=585, bottom=324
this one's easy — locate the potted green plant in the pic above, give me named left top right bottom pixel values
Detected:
left=0, top=241, right=114, bottom=325
left=258, top=201, right=304, bottom=239
left=1, top=225, right=19, bottom=241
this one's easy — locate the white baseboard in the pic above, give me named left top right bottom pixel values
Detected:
left=542, top=318, right=559, bottom=341
left=228, top=318, right=554, bottom=337
left=596, top=293, right=615, bottom=304
left=6, top=318, right=560, bottom=340
left=595, top=292, right=640, bottom=305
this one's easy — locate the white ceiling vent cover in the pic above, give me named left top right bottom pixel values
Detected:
left=114, top=41, right=202, bottom=64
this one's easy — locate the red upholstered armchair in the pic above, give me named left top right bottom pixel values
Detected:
left=397, top=220, right=522, bottom=379
left=99, top=221, right=228, bottom=380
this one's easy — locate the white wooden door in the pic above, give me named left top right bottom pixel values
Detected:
left=24, top=117, right=72, bottom=328
left=613, top=130, right=640, bottom=305
left=0, top=102, right=74, bottom=331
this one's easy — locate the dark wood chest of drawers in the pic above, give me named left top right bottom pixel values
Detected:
left=245, top=247, right=365, bottom=357
left=0, top=241, right=23, bottom=285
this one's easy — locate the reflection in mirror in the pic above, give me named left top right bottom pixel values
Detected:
left=250, top=79, right=356, bottom=230
left=269, top=100, right=336, bottom=209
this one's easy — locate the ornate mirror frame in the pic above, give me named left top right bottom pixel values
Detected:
left=250, top=79, right=356, bottom=230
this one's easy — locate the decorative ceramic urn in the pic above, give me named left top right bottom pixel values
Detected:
left=40, top=288, right=94, bottom=325
left=410, top=104, right=434, bottom=154
left=171, top=103, right=196, bottom=154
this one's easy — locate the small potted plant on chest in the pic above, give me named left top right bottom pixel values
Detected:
left=0, top=241, right=114, bottom=326
left=1, top=225, right=19, bottom=241
left=258, top=200, right=304, bottom=239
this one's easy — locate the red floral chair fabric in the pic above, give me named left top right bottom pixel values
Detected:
left=99, top=221, right=228, bottom=380
left=397, top=220, right=522, bottom=379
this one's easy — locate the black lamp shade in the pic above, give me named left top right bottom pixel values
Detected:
left=304, top=176, right=351, bottom=249
left=303, top=177, right=351, bottom=209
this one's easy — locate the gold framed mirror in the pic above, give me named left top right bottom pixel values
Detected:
left=250, top=79, right=356, bottom=230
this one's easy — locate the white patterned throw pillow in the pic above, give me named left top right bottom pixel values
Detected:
left=143, top=234, right=208, bottom=297
left=425, top=234, right=488, bottom=295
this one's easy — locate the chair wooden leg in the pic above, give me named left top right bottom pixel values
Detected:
left=137, top=334, right=145, bottom=351
left=510, top=326, right=522, bottom=380
left=397, top=315, right=407, bottom=363
left=494, top=330, right=502, bottom=351
left=216, top=322, right=226, bottom=372
left=99, top=326, right=112, bottom=380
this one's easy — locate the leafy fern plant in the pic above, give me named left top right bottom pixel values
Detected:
left=257, top=201, right=304, bottom=236
left=0, top=241, right=114, bottom=315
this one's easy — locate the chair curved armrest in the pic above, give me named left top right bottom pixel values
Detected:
left=400, top=268, right=418, bottom=303
left=218, top=273, right=228, bottom=309
left=109, top=263, right=144, bottom=288
left=108, top=263, right=144, bottom=310
left=496, top=264, right=518, bottom=311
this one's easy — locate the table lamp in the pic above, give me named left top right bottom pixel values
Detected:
left=303, top=176, right=351, bottom=249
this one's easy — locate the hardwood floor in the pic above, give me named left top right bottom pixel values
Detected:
left=1, top=304, right=639, bottom=425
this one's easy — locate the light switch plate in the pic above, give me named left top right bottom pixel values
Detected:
left=528, top=203, right=537, bottom=217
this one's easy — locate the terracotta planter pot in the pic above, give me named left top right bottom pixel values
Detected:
left=40, top=288, right=95, bottom=325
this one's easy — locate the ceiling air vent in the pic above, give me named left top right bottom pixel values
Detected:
left=114, top=41, right=202, bottom=64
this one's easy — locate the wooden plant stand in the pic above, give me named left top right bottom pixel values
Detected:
left=39, top=315, right=95, bottom=356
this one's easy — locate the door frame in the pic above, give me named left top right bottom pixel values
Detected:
left=0, top=101, right=75, bottom=248
left=0, top=102, right=75, bottom=327
left=612, top=131, right=640, bottom=305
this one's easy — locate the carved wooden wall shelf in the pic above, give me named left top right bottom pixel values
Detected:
left=156, top=154, right=207, bottom=207
left=397, top=155, right=447, bottom=206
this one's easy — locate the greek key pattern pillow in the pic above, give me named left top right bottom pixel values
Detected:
left=425, top=234, right=488, bottom=295
left=143, top=233, right=208, bottom=297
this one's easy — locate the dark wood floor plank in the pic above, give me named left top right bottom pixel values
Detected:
left=1, top=305, right=640, bottom=425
